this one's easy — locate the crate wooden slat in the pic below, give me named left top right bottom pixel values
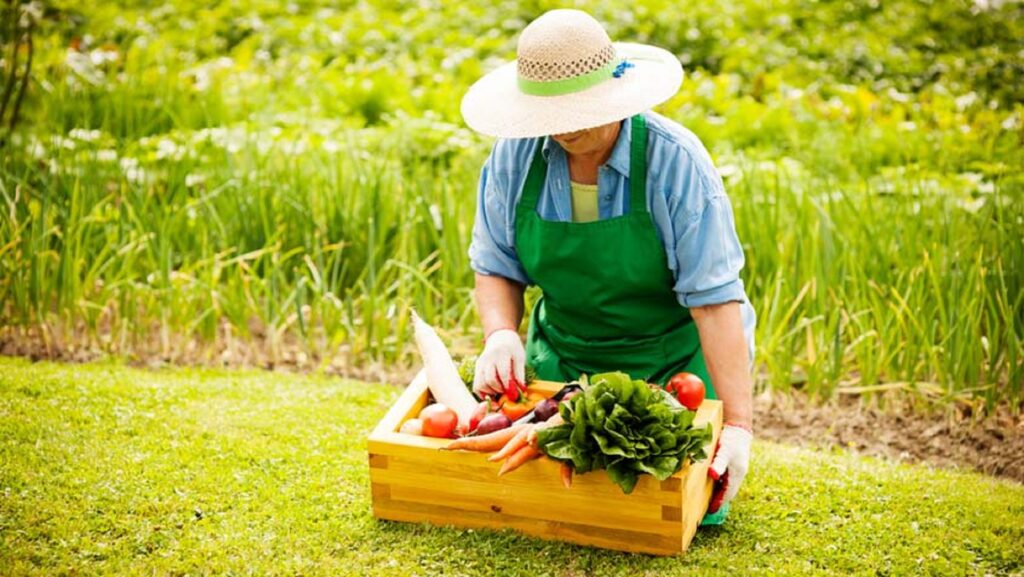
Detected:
left=367, top=370, right=723, bottom=555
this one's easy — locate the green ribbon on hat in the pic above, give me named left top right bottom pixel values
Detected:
left=517, top=59, right=621, bottom=96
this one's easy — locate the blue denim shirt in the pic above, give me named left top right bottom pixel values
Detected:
left=469, top=111, right=756, bottom=356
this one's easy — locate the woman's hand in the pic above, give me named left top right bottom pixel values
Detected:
left=708, top=424, right=753, bottom=504
left=690, top=302, right=754, bottom=505
left=472, top=328, right=526, bottom=397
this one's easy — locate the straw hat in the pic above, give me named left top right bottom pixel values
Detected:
left=460, top=9, right=683, bottom=139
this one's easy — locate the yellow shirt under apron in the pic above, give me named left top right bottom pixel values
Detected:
left=570, top=181, right=599, bottom=223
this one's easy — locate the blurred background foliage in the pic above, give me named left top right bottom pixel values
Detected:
left=0, top=0, right=1021, bottom=407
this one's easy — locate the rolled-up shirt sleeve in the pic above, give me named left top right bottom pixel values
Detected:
left=468, top=146, right=530, bottom=285
left=669, top=158, right=748, bottom=309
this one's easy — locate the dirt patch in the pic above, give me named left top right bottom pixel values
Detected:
left=3, top=325, right=1022, bottom=483
left=755, top=390, right=1024, bottom=483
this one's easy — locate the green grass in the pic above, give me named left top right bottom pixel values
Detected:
left=1, top=357, right=1022, bottom=576
left=0, top=0, right=1021, bottom=406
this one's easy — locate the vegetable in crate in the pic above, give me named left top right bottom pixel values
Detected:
left=474, top=413, right=512, bottom=435
left=535, top=372, right=712, bottom=494
left=399, top=418, right=424, bottom=436
left=531, top=398, right=559, bottom=422
left=411, top=311, right=487, bottom=434
left=666, top=371, right=705, bottom=411
left=419, top=404, right=459, bottom=438
left=458, top=356, right=538, bottom=393
left=497, top=392, right=537, bottom=420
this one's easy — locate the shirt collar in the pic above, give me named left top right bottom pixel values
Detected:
left=541, top=116, right=632, bottom=177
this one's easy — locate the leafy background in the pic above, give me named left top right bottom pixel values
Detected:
left=1, top=0, right=1021, bottom=406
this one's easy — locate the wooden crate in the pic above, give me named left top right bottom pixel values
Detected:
left=367, top=371, right=724, bottom=555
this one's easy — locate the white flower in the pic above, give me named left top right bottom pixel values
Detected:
left=185, top=173, right=206, bottom=188
left=886, top=88, right=911, bottom=103
left=52, top=136, right=76, bottom=150
left=120, top=157, right=147, bottom=183
left=69, top=128, right=103, bottom=142
left=95, top=149, right=118, bottom=162
left=955, top=92, right=978, bottom=111
left=27, top=140, right=46, bottom=159
left=957, top=197, right=985, bottom=213
left=89, top=47, right=119, bottom=66
left=125, top=166, right=147, bottom=183
left=155, top=138, right=183, bottom=160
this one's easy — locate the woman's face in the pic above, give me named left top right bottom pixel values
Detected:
left=551, top=121, right=621, bottom=157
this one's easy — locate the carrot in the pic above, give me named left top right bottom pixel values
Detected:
left=527, top=412, right=563, bottom=447
left=497, top=445, right=540, bottom=476
left=442, top=424, right=526, bottom=452
left=487, top=427, right=530, bottom=462
left=560, top=462, right=573, bottom=489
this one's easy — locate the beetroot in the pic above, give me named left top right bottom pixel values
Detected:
left=532, top=398, right=559, bottom=422
left=474, top=413, right=512, bottom=435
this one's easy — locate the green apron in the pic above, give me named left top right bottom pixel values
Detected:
left=515, top=115, right=714, bottom=398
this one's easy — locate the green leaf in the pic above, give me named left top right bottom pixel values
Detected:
left=606, top=461, right=639, bottom=494
left=635, top=455, right=681, bottom=480
left=592, top=431, right=629, bottom=457
left=535, top=371, right=712, bottom=495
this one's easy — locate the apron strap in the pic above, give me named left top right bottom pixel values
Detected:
left=521, top=139, right=547, bottom=212
left=629, top=114, right=648, bottom=214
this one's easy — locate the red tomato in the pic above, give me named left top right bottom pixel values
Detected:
left=666, top=372, right=705, bottom=410
left=419, top=403, right=458, bottom=438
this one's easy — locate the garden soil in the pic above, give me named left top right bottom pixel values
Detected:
left=754, top=390, right=1024, bottom=483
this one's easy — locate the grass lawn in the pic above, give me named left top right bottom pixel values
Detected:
left=1, top=356, right=1021, bottom=576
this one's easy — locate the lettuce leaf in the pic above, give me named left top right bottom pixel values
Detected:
left=535, top=371, right=712, bottom=494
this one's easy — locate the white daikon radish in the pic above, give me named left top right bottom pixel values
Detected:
left=411, top=310, right=481, bottom=431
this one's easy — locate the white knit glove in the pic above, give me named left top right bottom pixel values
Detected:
left=709, top=424, right=753, bottom=503
left=472, top=329, right=526, bottom=397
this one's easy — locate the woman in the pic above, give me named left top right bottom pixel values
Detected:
left=461, top=9, right=755, bottom=521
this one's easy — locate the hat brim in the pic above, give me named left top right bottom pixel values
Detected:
left=460, top=42, right=683, bottom=139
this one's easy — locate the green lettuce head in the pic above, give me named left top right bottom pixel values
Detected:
left=535, top=372, right=712, bottom=494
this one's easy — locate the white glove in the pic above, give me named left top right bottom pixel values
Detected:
left=709, top=424, right=753, bottom=503
left=472, top=329, right=525, bottom=397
